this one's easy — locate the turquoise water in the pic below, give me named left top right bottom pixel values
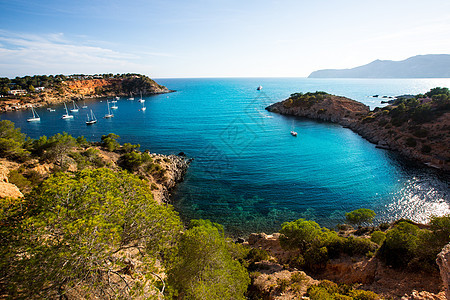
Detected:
left=2, top=78, right=449, bottom=236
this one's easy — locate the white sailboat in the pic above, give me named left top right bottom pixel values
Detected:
left=140, top=102, right=146, bottom=111
left=70, top=101, right=79, bottom=112
left=27, top=105, right=40, bottom=122
left=81, top=100, right=88, bottom=109
left=111, top=99, right=118, bottom=109
left=86, top=109, right=97, bottom=125
left=104, top=100, right=114, bottom=118
left=47, top=107, right=55, bottom=112
left=128, top=92, right=134, bottom=100
left=138, top=91, right=145, bottom=103
left=62, top=103, right=74, bottom=119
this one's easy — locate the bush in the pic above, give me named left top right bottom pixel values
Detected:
left=100, top=133, right=120, bottom=151
left=343, top=237, right=377, bottom=256
left=246, top=248, right=270, bottom=263
left=405, top=137, right=417, bottom=147
left=167, top=221, right=250, bottom=300
left=308, top=280, right=380, bottom=300
left=0, top=120, right=29, bottom=161
left=371, top=231, right=386, bottom=245
left=378, top=221, right=421, bottom=268
left=421, top=144, right=431, bottom=154
left=7, top=170, right=31, bottom=191
left=345, top=209, right=376, bottom=226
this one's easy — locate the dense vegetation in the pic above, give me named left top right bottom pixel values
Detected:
left=308, top=280, right=380, bottom=300
left=279, top=218, right=378, bottom=271
left=371, top=86, right=450, bottom=126
left=283, top=91, right=329, bottom=108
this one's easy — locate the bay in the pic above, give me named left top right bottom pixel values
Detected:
left=2, top=78, right=449, bottom=236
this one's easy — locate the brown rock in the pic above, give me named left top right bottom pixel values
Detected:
left=437, top=243, right=450, bottom=299
left=0, top=164, right=23, bottom=198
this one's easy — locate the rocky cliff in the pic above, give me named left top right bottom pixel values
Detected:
left=266, top=93, right=450, bottom=171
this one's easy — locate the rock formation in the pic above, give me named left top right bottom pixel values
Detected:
left=0, top=164, right=23, bottom=198
left=437, top=243, right=450, bottom=299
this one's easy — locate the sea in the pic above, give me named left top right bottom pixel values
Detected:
left=2, top=78, right=450, bottom=236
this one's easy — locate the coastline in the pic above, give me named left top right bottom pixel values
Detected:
left=0, top=76, right=174, bottom=113
left=266, top=94, right=450, bottom=172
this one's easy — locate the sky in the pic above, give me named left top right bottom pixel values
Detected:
left=1, top=0, right=450, bottom=78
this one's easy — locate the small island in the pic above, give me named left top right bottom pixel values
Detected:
left=266, top=88, right=450, bottom=171
left=0, top=73, right=172, bottom=112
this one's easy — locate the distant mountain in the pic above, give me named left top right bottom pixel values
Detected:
left=308, top=54, right=450, bottom=78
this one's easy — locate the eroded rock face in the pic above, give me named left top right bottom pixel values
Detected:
left=437, top=243, right=450, bottom=300
left=0, top=164, right=23, bottom=198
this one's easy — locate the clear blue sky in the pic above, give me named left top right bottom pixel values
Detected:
left=1, top=0, right=449, bottom=78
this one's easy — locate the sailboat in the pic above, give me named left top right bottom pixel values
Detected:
left=81, top=100, right=88, bottom=109
left=138, top=91, right=145, bottom=103
left=104, top=101, right=114, bottom=118
left=111, top=99, right=118, bottom=109
left=62, top=103, right=74, bottom=119
left=70, top=101, right=79, bottom=112
left=86, top=109, right=97, bottom=125
left=128, top=92, right=134, bottom=100
left=27, top=105, right=40, bottom=122
left=140, top=102, right=146, bottom=111
left=257, top=85, right=263, bottom=91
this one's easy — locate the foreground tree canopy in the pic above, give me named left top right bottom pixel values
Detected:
left=2, top=168, right=183, bottom=299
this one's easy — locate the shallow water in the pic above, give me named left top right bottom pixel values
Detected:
left=2, top=78, right=449, bottom=235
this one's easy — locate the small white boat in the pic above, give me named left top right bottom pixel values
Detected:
left=257, top=85, right=263, bottom=91
left=47, top=107, right=55, bottom=112
left=70, top=101, right=79, bottom=112
left=81, top=100, right=88, bottom=109
left=62, top=103, right=74, bottom=119
left=111, top=99, right=118, bottom=109
left=291, top=131, right=298, bottom=137
left=140, top=102, right=146, bottom=111
left=86, top=109, right=97, bottom=125
left=104, top=101, right=114, bottom=118
left=128, top=92, right=134, bottom=100
left=138, top=91, right=145, bottom=103
left=115, top=96, right=120, bottom=100
left=27, top=105, right=40, bottom=122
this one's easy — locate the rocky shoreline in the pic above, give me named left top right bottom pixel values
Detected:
left=0, top=76, right=173, bottom=112
left=266, top=93, right=449, bottom=172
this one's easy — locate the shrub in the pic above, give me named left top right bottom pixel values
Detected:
left=421, top=144, right=431, bottom=154
left=378, top=221, right=421, bottom=268
left=413, top=128, right=428, bottom=138
left=371, top=231, right=386, bottom=245
left=246, top=248, right=270, bottom=263
left=167, top=221, right=250, bottom=300
left=405, top=137, right=417, bottom=147
left=304, top=246, right=328, bottom=270
left=0, top=120, right=29, bottom=161
left=345, top=209, right=376, bottom=226
left=7, top=170, right=31, bottom=191
left=343, top=237, right=378, bottom=256
left=100, top=133, right=120, bottom=151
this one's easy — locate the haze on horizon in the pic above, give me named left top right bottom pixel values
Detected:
left=0, top=0, right=450, bottom=78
